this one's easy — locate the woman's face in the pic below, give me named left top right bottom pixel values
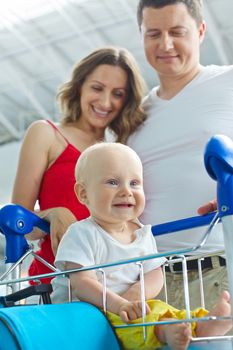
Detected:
left=79, top=64, right=128, bottom=130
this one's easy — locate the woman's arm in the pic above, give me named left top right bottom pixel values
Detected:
left=38, top=207, right=76, bottom=253
left=12, top=121, right=51, bottom=211
left=11, top=121, right=77, bottom=250
left=66, top=261, right=150, bottom=322
left=120, top=267, right=164, bottom=301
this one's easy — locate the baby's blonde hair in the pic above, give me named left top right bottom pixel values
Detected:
left=75, top=142, right=142, bottom=183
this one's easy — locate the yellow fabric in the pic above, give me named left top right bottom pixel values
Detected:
left=107, top=299, right=208, bottom=350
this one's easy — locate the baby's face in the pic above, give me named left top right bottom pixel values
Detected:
left=84, top=148, right=145, bottom=226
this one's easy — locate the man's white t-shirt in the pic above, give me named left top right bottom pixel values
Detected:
left=128, top=65, right=233, bottom=254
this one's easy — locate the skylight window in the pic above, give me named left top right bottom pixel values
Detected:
left=0, top=0, right=58, bottom=29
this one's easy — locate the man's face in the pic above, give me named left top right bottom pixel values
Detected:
left=141, top=3, right=205, bottom=79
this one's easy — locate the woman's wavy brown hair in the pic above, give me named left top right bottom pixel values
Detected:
left=57, top=47, right=147, bottom=144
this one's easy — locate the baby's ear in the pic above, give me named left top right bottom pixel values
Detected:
left=74, top=182, right=88, bottom=204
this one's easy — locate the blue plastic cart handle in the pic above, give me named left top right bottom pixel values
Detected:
left=0, top=204, right=50, bottom=263
left=152, top=212, right=217, bottom=236
left=204, top=134, right=233, bottom=218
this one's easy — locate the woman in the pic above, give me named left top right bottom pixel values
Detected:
left=11, top=46, right=147, bottom=283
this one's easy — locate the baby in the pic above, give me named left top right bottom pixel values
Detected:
left=52, top=142, right=232, bottom=350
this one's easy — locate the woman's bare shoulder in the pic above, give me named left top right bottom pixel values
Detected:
left=25, top=120, right=58, bottom=139
left=21, top=120, right=61, bottom=153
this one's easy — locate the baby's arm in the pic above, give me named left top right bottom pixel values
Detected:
left=66, top=261, right=150, bottom=322
left=121, top=267, right=164, bottom=301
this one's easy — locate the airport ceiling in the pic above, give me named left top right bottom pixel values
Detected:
left=0, top=0, right=232, bottom=144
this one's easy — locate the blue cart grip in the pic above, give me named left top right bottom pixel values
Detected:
left=152, top=212, right=217, bottom=236
left=0, top=204, right=50, bottom=263
left=204, top=135, right=233, bottom=217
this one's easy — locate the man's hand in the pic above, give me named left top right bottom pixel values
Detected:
left=197, top=199, right=217, bottom=215
left=118, top=301, right=151, bottom=323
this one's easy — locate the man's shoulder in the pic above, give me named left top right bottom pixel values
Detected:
left=141, top=87, right=158, bottom=110
left=202, top=64, right=233, bottom=77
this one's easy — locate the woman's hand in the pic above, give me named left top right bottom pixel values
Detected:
left=38, top=207, right=76, bottom=254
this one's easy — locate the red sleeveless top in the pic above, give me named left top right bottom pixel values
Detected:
left=28, top=120, right=89, bottom=284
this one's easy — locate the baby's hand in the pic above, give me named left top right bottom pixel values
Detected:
left=118, top=301, right=151, bottom=323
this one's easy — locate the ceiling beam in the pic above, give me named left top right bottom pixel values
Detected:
left=0, top=13, right=66, bottom=79
left=0, top=16, right=133, bottom=63
left=0, top=112, right=22, bottom=139
left=48, top=0, right=96, bottom=49
left=3, top=63, right=51, bottom=120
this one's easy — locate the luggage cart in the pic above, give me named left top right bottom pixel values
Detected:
left=0, top=134, right=233, bottom=350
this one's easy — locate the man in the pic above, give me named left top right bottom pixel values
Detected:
left=128, top=0, right=233, bottom=309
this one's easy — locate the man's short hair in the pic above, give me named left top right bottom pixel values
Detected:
left=137, top=0, right=203, bottom=28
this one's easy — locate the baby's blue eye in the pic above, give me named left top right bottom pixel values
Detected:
left=107, top=179, right=118, bottom=186
left=130, top=180, right=139, bottom=187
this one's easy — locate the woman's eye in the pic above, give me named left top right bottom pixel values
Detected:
left=113, top=91, right=124, bottom=98
left=92, top=86, right=102, bottom=91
